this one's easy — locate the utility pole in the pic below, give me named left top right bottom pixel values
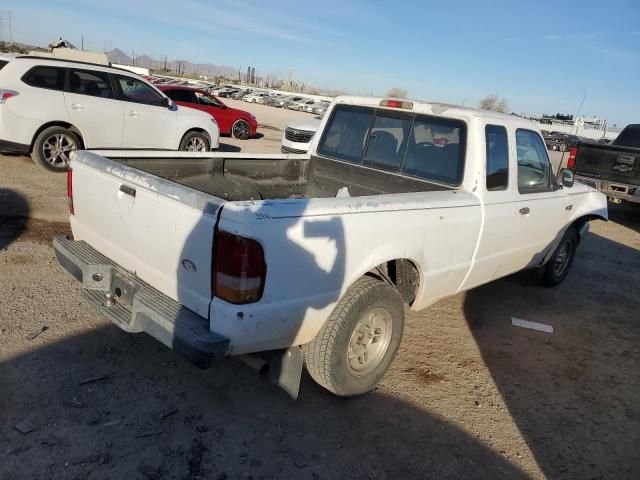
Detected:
left=81, top=34, right=84, bottom=51
left=132, top=49, right=135, bottom=66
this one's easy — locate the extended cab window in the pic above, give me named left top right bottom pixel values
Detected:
left=485, top=125, right=509, bottom=190
left=22, top=66, right=65, bottom=91
left=318, top=105, right=466, bottom=184
left=516, top=129, right=552, bottom=193
left=166, top=89, right=195, bottom=103
left=0, top=60, right=8, bottom=70
left=115, top=75, right=165, bottom=107
left=68, top=69, right=113, bottom=98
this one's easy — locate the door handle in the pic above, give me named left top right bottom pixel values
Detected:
left=71, top=103, right=84, bottom=110
left=519, top=207, right=530, bottom=215
left=128, top=110, right=139, bottom=117
left=119, top=184, right=136, bottom=197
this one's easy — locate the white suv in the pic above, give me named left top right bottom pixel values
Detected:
left=0, top=56, right=219, bottom=172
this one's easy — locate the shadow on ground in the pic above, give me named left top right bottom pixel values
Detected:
left=463, top=230, right=640, bottom=480
left=0, top=188, right=30, bottom=250
left=0, top=322, right=531, bottom=479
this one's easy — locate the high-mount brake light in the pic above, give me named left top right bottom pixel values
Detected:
left=380, top=99, right=413, bottom=109
left=213, top=230, right=266, bottom=304
left=567, top=147, right=578, bottom=169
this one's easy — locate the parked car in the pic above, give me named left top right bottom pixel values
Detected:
left=274, top=95, right=304, bottom=108
left=304, top=100, right=330, bottom=115
left=54, top=96, right=606, bottom=398
left=544, top=133, right=582, bottom=151
left=231, top=89, right=253, bottom=100
left=218, top=88, right=240, bottom=98
left=0, top=56, right=219, bottom=172
left=571, top=124, right=640, bottom=205
left=159, top=86, right=257, bottom=140
left=287, top=98, right=313, bottom=110
left=281, top=118, right=321, bottom=153
left=262, top=94, right=285, bottom=106
left=243, top=92, right=268, bottom=103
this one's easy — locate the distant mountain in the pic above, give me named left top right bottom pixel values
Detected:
left=107, top=48, right=237, bottom=78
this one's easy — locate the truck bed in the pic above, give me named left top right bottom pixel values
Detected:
left=113, top=153, right=453, bottom=201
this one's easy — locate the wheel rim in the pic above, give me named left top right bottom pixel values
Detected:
left=186, top=136, right=207, bottom=152
left=347, top=307, right=393, bottom=376
left=42, top=133, right=76, bottom=167
left=553, top=239, right=572, bottom=276
left=233, top=120, right=250, bottom=139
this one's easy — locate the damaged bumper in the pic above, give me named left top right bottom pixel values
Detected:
left=53, top=235, right=229, bottom=369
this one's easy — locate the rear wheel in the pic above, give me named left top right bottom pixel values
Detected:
left=303, top=276, right=404, bottom=396
left=541, top=228, right=577, bottom=287
left=179, top=131, right=210, bottom=152
left=31, top=126, right=80, bottom=172
left=231, top=119, right=251, bottom=140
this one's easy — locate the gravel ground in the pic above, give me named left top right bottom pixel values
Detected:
left=0, top=104, right=639, bottom=479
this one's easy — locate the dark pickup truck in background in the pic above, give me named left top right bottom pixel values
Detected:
left=570, top=124, right=640, bottom=205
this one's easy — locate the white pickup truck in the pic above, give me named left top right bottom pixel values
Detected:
left=54, top=96, right=608, bottom=398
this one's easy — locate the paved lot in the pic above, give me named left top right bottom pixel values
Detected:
left=0, top=103, right=639, bottom=479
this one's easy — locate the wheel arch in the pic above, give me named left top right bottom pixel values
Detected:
left=179, top=128, right=211, bottom=147
left=362, top=258, right=422, bottom=307
left=30, top=121, right=86, bottom=152
left=569, top=213, right=607, bottom=243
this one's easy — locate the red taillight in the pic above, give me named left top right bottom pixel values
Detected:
left=67, top=168, right=74, bottom=215
left=0, top=90, right=18, bottom=103
left=567, top=147, right=578, bottom=169
left=213, top=230, right=266, bottom=304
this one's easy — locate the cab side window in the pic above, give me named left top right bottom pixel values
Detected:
left=516, top=129, right=552, bottom=193
left=485, top=125, right=509, bottom=191
left=68, top=69, right=113, bottom=98
left=114, top=75, right=165, bottom=107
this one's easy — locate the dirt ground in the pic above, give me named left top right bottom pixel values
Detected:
left=1, top=115, right=639, bottom=479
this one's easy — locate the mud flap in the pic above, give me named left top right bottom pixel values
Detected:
left=261, top=347, right=304, bottom=399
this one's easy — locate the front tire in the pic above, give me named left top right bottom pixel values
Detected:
left=231, top=119, right=251, bottom=140
left=541, top=228, right=578, bottom=287
left=303, top=276, right=405, bottom=396
left=31, top=126, right=80, bottom=172
left=179, top=131, right=210, bottom=152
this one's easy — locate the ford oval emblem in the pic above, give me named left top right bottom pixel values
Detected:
left=181, top=259, right=197, bottom=272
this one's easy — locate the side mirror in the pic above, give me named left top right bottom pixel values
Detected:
left=559, top=168, right=574, bottom=188
left=162, top=97, right=171, bottom=109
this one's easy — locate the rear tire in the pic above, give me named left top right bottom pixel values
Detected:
left=231, top=119, right=251, bottom=140
left=541, top=228, right=578, bottom=287
left=303, top=276, right=404, bottom=396
left=179, top=131, right=210, bottom=152
left=31, top=126, right=80, bottom=172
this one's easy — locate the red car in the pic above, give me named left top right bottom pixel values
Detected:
left=158, top=86, right=258, bottom=140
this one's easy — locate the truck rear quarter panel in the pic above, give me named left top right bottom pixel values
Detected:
left=212, top=190, right=481, bottom=354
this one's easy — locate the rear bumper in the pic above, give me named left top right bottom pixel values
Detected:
left=53, top=235, right=229, bottom=368
left=0, top=138, right=30, bottom=154
left=576, top=175, right=640, bottom=204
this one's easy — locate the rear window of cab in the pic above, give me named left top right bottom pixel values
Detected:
left=317, top=104, right=467, bottom=185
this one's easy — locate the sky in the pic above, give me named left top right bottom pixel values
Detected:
left=3, top=0, right=640, bottom=125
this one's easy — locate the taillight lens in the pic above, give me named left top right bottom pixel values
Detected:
left=67, top=168, right=74, bottom=215
left=567, top=147, right=578, bottom=169
left=213, top=230, right=266, bottom=304
left=0, top=89, right=18, bottom=104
